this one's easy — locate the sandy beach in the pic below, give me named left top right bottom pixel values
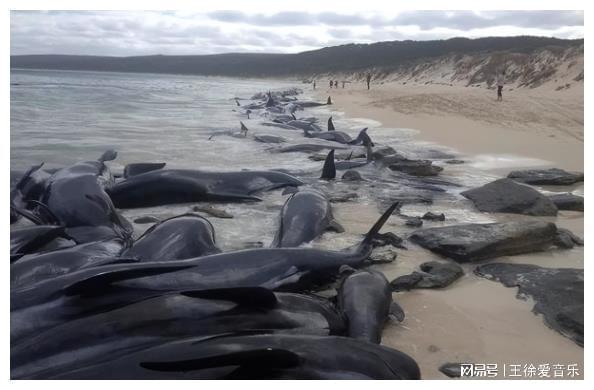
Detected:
left=319, top=82, right=583, bottom=170
left=314, top=81, right=584, bottom=378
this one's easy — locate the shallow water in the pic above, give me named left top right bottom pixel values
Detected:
left=11, top=69, right=583, bottom=379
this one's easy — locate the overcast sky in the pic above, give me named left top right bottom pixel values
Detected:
left=10, top=10, right=584, bottom=56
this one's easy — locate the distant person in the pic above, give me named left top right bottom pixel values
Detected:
left=313, top=80, right=316, bottom=90
left=341, top=81, right=346, bottom=88
left=329, top=80, right=333, bottom=89
left=496, top=71, right=505, bottom=101
left=366, top=73, right=371, bottom=90
left=334, top=80, right=338, bottom=88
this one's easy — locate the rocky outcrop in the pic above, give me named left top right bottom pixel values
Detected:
left=388, top=159, right=444, bottom=177
left=508, top=168, right=584, bottom=185
left=422, top=212, right=445, bottom=221
left=342, top=170, right=363, bottom=181
left=547, top=193, right=584, bottom=211
left=461, top=178, right=558, bottom=216
left=409, top=221, right=560, bottom=262
left=475, top=263, right=583, bottom=346
left=554, top=228, right=584, bottom=249
left=390, top=261, right=464, bottom=291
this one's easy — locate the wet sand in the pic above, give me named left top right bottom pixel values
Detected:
left=314, top=82, right=584, bottom=379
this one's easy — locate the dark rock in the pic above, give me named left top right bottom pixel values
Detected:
left=372, top=232, right=406, bottom=249
left=420, top=149, right=456, bottom=159
left=390, top=273, right=423, bottom=291
left=369, top=247, right=398, bottom=264
left=439, top=362, right=466, bottom=378
left=508, top=168, right=584, bottom=185
left=133, top=216, right=160, bottom=224
left=192, top=205, right=233, bottom=219
left=409, top=221, right=559, bottom=262
left=372, top=146, right=398, bottom=158
left=461, top=178, right=558, bottom=216
left=445, top=159, right=465, bottom=165
left=405, top=217, right=423, bottom=227
left=548, top=193, right=584, bottom=211
left=416, top=261, right=464, bottom=288
left=389, top=160, right=444, bottom=176
left=390, top=261, right=463, bottom=291
left=422, top=212, right=445, bottom=221
left=372, top=151, right=407, bottom=164
left=475, top=263, right=583, bottom=346
left=554, top=228, right=584, bottom=249
left=342, top=170, right=363, bottom=181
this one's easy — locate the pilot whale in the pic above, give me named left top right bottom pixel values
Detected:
left=106, top=169, right=303, bottom=208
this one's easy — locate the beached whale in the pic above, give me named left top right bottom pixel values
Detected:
left=22, top=151, right=133, bottom=243
left=285, top=120, right=322, bottom=132
left=122, top=214, right=220, bottom=261
left=11, top=202, right=398, bottom=318
left=253, top=134, right=286, bottom=144
left=304, top=129, right=353, bottom=144
left=106, top=169, right=303, bottom=208
left=10, top=239, right=127, bottom=289
left=10, top=225, right=68, bottom=261
left=277, top=144, right=349, bottom=154
left=123, top=162, right=166, bottom=178
left=271, top=188, right=344, bottom=248
left=11, top=288, right=346, bottom=379
left=338, top=269, right=400, bottom=343
left=48, top=333, right=420, bottom=379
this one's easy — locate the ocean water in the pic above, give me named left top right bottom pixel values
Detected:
left=10, top=69, right=483, bottom=245
left=10, top=69, right=583, bottom=377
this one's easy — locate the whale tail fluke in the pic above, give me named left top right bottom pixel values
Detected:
left=326, top=96, right=332, bottom=105
left=320, top=150, right=336, bottom=180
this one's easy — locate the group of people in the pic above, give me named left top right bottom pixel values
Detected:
left=312, top=70, right=506, bottom=101
left=312, top=73, right=373, bottom=90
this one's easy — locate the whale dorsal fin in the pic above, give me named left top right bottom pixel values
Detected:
left=320, top=150, right=336, bottom=180
left=327, top=116, right=335, bottom=131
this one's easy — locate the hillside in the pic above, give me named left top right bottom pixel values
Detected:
left=11, top=36, right=583, bottom=89
left=320, top=43, right=583, bottom=91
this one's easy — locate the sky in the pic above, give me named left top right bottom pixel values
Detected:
left=10, top=10, right=584, bottom=56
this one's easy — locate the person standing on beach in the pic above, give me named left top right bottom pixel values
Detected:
left=313, top=80, right=316, bottom=90
left=329, top=80, right=333, bottom=89
left=334, top=80, right=338, bottom=88
left=366, top=73, right=371, bottom=90
left=496, top=70, right=505, bottom=101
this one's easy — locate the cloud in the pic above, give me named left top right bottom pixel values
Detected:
left=10, top=10, right=584, bottom=56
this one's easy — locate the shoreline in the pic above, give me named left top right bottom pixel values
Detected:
left=315, top=82, right=583, bottom=171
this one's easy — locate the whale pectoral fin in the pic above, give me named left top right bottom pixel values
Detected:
left=62, top=263, right=194, bottom=296
left=327, top=220, right=345, bottom=233
left=389, top=302, right=405, bottom=322
left=140, top=349, right=302, bottom=373
left=265, top=266, right=307, bottom=290
left=180, top=287, right=277, bottom=309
